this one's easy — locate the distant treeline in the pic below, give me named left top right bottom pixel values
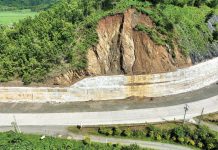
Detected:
left=148, top=0, right=218, bottom=8
left=0, top=0, right=58, bottom=11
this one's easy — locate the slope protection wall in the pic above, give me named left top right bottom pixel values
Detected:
left=0, top=57, right=218, bottom=103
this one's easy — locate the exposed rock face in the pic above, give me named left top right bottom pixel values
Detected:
left=191, top=15, right=218, bottom=63
left=87, top=9, right=191, bottom=75
left=53, top=70, right=87, bottom=86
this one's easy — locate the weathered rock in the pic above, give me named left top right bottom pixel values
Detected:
left=87, top=9, right=191, bottom=75
left=53, top=70, right=87, bottom=86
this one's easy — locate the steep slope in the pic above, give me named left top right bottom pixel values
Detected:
left=87, top=9, right=191, bottom=76
left=0, top=0, right=217, bottom=86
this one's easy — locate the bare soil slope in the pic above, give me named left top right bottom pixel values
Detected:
left=87, top=9, right=191, bottom=76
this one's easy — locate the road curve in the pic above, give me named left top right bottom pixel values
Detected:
left=0, top=126, right=191, bottom=150
left=0, top=95, right=217, bottom=126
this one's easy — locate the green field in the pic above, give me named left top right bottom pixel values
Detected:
left=0, top=9, right=37, bottom=25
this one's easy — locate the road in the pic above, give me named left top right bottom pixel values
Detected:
left=0, top=126, right=191, bottom=150
left=0, top=95, right=217, bottom=126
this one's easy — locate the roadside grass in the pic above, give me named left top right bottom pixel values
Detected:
left=68, top=122, right=200, bottom=150
left=0, top=131, right=150, bottom=150
left=68, top=121, right=197, bottom=135
left=0, top=9, right=37, bottom=25
left=199, top=112, right=218, bottom=125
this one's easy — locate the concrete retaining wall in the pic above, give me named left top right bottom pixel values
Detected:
left=0, top=57, right=218, bottom=103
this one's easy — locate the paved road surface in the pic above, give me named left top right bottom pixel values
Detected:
left=0, top=126, right=191, bottom=150
left=0, top=95, right=217, bottom=126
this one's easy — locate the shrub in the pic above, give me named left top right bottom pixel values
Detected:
left=122, top=144, right=140, bottom=150
left=98, top=127, right=106, bottom=134
left=83, top=136, right=91, bottom=145
left=207, top=143, right=215, bottom=150
left=22, top=73, right=32, bottom=85
left=122, top=128, right=132, bottom=137
left=132, top=130, right=145, bottom=138
left=172, top=136, right=177, bottom=141
left=113, top=143, right=122, bottom=149
left=112, top=127, right=122, bottom=136
left=184, top=137, right=191, bottom=144
left=105, top=129, right=113, bottom=136
left=148, top=131, right=154, bottom=138
left=189, top=140, right=195, bottom=146
left=98, top=127, right=113, bottom=136
left=156, top=134, right=162, bottom=141
left=197, top=142, right=203, bottom=149
left=170, top=126, right=185, bottom=138
left=178, top=137, right=185, bottom=144
left=162, top=130, right=171, bottom=140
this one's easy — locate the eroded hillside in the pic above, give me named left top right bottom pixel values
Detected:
left=0, top=0, right=217, bottom=86
left=87, top=9, right=191, bottom=76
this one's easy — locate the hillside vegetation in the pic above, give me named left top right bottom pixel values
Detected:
left=0, top=0, right=217, bottom=84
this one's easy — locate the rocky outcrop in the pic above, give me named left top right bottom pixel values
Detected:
left=191, top=15, right=218, bottom=63
left=87, top=9, right=191, bottom=75
left=52, top=70, right=87, bottom=86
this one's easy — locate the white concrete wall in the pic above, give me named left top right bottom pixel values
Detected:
left=0, top=57, right=218, bottom=103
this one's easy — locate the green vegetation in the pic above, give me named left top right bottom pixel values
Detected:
left=0, top=9, right=37, bottom=25
left=0, top=131, right=150, bottom=150
left=69, top=122, right=218, bottom=150
left=0, top=0, right=217, bottom=84
left=135, top=24, right=165, bottom=45
left=200, top=112, right=218, bottom=125
left=0, top=0, right=57, bottom=11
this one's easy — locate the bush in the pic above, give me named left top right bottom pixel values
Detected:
left=156, top=134, right=162, bottom=141
left=113, top=143, right=122, bottom=149
left=98, top=127, right=113, bottom=136
left=148, top=131, right=154, bottom=138
left=189, top=140, right=195, bottom=146
left=105, top=129, right=113, bottom=136
left=184, top=137, right=191, bottom=144
left=132, top=130, right=145, bottom=138
left=22, top=73, right=32, bottom=85
left=162, top=130, right=171, bottom=140
left=207, top=143, right=215, bottom=150
left=112, top=127, right=122, bottom=136
left=122, top=144, right=140, bottom=150
left=178, top=137, right=185, bottom=144
left=122, top=128, right=132, bottom=137
left=170, top=126, right=185, bottom=138
left=83, top=136, right=91, bottom=145
left=197, top=142, right=203, bottom=149
left=172, top=136, right=177, bottom=141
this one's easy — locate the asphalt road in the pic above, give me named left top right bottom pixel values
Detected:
left=0, top=95, right=217, bottom=126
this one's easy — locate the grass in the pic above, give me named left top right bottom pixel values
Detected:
left=200, top=112, right=218, bottom=125
left=0, top=9, right=37, bottom=25
left=158, top=5, right=213, bottom=56
left=68, top=122, right=197, bottom=135
left=0, top=131, right=149, bottom=150
left=68, top=122, right=199, bottom=150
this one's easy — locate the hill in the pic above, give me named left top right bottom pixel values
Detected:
left=0, top=0, right=217, bottom=85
